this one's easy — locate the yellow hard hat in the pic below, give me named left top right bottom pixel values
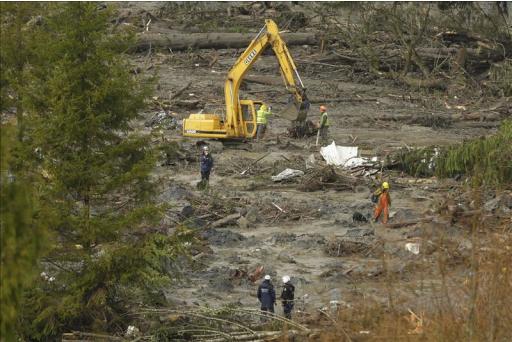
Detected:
left=260, top=104, right=268, bottom=111
left=382, top=181, right=389, bottom=189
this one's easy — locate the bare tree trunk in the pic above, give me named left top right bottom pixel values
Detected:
left=134, top=32, right=317, bottom=52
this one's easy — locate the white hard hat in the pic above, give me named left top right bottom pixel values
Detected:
left=282, top=275, right=290, bottom=283
left=264, top=275, right=271, bottom=280
left=203, top=145, right=209, bottom=151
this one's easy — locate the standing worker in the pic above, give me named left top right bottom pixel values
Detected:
left=256, top=104, right=272, bottom=140
left=373, top=181, right=391, bottom=224
left=280, top=275, right=295, bottom=319
left=318, top=105, right=329, bottom=143
left=199, top=145, right=214, bottom=188
left=257, top=275, right=276, bottom=318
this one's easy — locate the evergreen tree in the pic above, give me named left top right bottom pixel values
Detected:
left=12, top=3, right=193, bottom=339
left=0, top=124, right=50, bottom=340
left=0, top=2, right=46, bottom=139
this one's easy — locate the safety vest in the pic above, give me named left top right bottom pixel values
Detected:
left=256, top=108, right=271, bottom=124
left=320, top=112, right=330, bottom=127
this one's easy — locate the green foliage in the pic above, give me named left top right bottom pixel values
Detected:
left=392, top=120, right=512, bottom=187
left=19, top=228, right=197, bottom=340
left=489, top=59, right=512, bottom=97
left=0, top=124, right=50, bottom=340
left=24, top=2, right=153, bottom=246
left=436, top=120, right=512, bottom=187
left=1, top=3, right=190, bottom=339
left=0, top=2, right=47, bottom=138
left=391, top=147, right=438, bottom=177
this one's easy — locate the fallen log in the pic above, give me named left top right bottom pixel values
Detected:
left=210, top=213, right=241, bottom=228
left=387, top=217, right=434, bottom=228
left=170, top=81, right=192, bottom=101
left=134, top=32, right=317, bottom=52
left=202, top=330, right=302, bottom=342
left=309, top=97, right=378, bottom=104
left=240, top=152, right=271, bottom=175
left=244, top=75, right=282, bottom=86
left=62, top=332, right=122, bottom=341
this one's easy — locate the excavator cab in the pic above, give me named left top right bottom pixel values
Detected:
left=183, top=99, right=258, bottom=139
left=240, top=100, right=259, bottom=138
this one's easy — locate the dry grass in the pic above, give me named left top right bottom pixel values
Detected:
left=307, top=194, right=512, bottom=342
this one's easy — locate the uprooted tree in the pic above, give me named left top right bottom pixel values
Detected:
left=319, top=2, right=511, bottom=94
left=390, top=120, right=512, bottom=187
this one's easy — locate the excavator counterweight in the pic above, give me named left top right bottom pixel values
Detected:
left=183, top=19, right=308, bottom=140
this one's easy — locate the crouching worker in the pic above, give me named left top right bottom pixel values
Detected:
left=257, top=275, right=276, bottom=321
left=198, top=145, right=213, bottom=189
left=373, top=181, right=391, bottom=224
left=280, top=275, right=295, bottom=319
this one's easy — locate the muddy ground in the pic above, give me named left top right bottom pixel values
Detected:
left=121, top=2, right=510, bottom=334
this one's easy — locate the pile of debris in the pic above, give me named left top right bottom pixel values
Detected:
left=216, top=154, right=270, bottom=177
left=436, top=189, right=512, bottom=227
left=272, top=154, right=306, bottom=175
left=299, top=165, right=358, bottom=192
left=320, top=142, right=381, bottom=177
left=325, top=236, right=381, bottom=257
left=145, top=111, right=179, bottom=130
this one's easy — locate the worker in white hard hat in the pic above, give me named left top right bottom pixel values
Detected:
left=280, top=275, right=295, bottom=319
left=199, top=145, right=214, bottom=189
left=257, top=274, right=276, bottom=318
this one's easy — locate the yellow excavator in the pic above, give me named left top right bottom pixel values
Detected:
left=182, top=19, right=309, bottom=139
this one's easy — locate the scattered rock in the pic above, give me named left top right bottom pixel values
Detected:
left=181, top=205, right=195, bottom=218
left=344, top=228, right=374, bottom=237
left=277, top=251, right=296, bottom=264
left=352, top=212, right=368, bottom=223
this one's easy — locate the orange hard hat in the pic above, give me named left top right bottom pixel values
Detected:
left=320, top=105, right=327, bottom=112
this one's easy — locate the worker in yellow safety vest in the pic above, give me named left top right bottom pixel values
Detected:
left=319, top=105, right=329, bottom=143
left=256, top=104, right=272, bottom=140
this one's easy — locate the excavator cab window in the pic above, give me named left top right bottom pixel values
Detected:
left=240, top=103, right=256, bottom=137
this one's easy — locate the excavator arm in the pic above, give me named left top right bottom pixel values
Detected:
left=182, top=19, right=308, bottom=140
left=224, top=19, right=308, bottom=137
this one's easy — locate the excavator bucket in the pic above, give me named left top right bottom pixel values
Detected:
left=278, top=96, right=309, bottom=122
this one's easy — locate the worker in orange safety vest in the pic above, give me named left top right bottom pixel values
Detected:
left=373, top=181, right=391, bottom=224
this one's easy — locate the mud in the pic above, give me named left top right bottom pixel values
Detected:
left=121, top=1, right=510, bottom=331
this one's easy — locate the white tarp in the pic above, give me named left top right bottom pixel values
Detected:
left=320, top=142, right=366, bottom=167
left=271, top=168, right=304, bottom=182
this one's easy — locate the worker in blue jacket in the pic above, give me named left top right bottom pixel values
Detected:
left=200, top=145, right=214, bottom=186
left=257, top=275, right=276, bottom=316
